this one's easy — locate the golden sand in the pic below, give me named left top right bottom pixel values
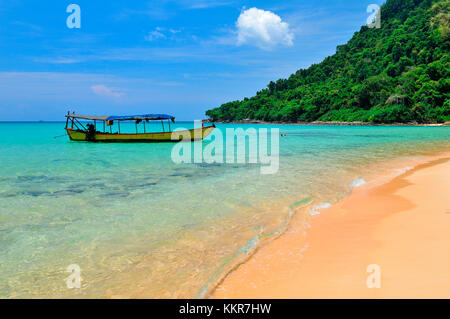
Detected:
left=212, top=156, right=450, bottom=299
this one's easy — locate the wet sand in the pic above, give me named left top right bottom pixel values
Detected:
left=212, top=156, right=450, bottom=299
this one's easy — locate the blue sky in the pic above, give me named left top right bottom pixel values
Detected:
left=0, top=0, right=384, bottom=121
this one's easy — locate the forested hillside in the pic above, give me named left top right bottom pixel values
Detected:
left=206, top=0, right=449, bottom=123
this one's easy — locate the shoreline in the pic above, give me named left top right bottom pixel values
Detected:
left=211, top=152, right=450, bottom=299
left=209, top=120, right=450, bottom=127
left=102, top=150, right=450, bottom=299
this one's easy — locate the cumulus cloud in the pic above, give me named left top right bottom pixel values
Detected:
left=145, top=27, right=183, bottom=41
left=236, top=7, right=294, bottom=49
left=145, top=27, right=166, bottom=41
left=91, top=84, right=124, bottom=99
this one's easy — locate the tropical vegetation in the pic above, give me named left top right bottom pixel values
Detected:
left=206, top=0, right=450, bottom=123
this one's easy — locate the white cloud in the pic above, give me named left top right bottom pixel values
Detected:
left=145, top=27, right=183, bottom=41
left=38, top=57, right=80, bottom=64
left=145, top=27, right=166, bottom=41
left=188, top=1, right=233, bottom=9
left=236, top=7, right=294, bottom=49
left=91, top=84, right=124, bottom=99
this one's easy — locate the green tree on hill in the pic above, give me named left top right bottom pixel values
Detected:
left=206, top=0, right=450, bottom=124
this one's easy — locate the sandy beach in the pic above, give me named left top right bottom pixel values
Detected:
left=212, top=154, right=450, bottom=299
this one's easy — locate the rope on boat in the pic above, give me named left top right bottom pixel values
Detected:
left=53, top=134, right=68, bottom=139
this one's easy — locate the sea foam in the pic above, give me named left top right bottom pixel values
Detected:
left=309, top=202, right=332, bottom=216
left=394, top=166, right=414, bottom=175
left=350, top=178, right=366, bottom=188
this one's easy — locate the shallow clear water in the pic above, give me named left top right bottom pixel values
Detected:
left=0, top=122, right=449, bottom=298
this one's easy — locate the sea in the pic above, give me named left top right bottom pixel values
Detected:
left=0, top=122, right=449, bottom=298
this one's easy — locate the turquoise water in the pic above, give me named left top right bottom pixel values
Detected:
left=0, top=122, right=449, bottom=298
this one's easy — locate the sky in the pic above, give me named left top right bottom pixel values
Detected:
left=0, top=0, right=385, bottom=121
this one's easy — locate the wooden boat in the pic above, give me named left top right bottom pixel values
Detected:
left=65, top=112, right=215, bottom=143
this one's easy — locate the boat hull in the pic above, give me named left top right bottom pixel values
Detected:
left=66, top=125, right=215, bottom=143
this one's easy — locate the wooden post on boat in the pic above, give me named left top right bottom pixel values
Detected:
left=118, top=121, right=121, bottom=134
left=65, top=111, right=69, bottom=129
left=161, top=120, right=165, bottom=132
left=144, top=121, right=146, bottom=133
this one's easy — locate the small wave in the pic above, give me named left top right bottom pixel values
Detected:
left=350, top=178, right=366, bottom=188
left=309, top=202, right=331, bottom=216
left=197, top=234, right=260, bottom=298
left=394, top=166, right=413, bottom=175
left=200, top=197, right=311, bottom=298
left=237, top=234, right=260, bottom=255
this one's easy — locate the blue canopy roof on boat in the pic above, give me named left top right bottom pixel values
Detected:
left=67, top=113, right=175, bottom=121
left=106, top=114, right=175, bottom=121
